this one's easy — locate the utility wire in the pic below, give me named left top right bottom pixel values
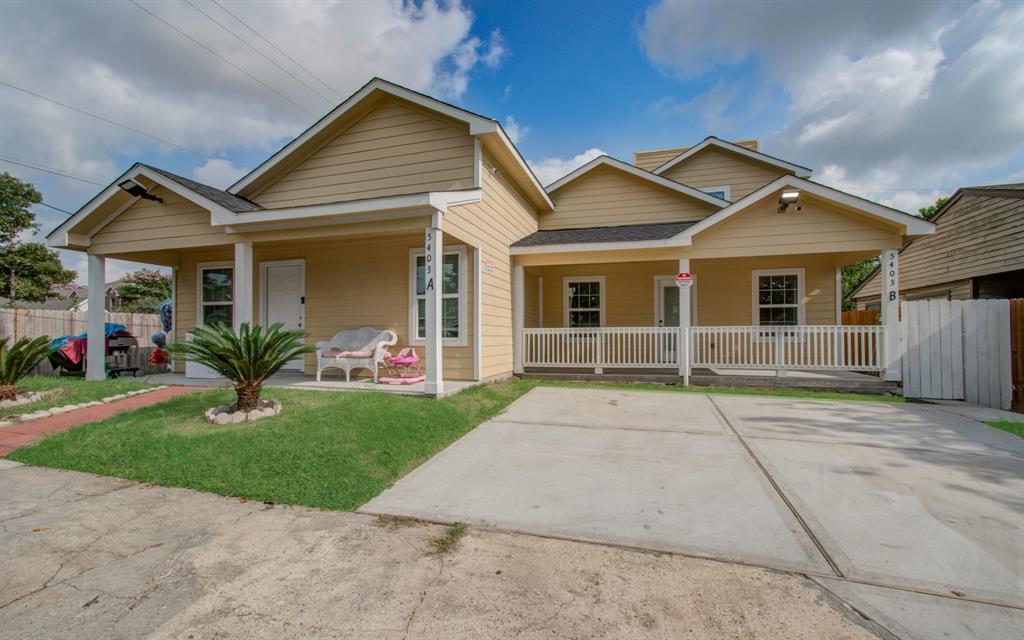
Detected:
left=0, top=81, right=207, bottom=158
left=0, top=157, right=105, bottom=186
left=183, top=0, right=336, bottom=105
left=128, top=0, right=318, bottom=117
left=0, top=186, right=75, bottom=216
left=209, top=0, right=342, bottom=99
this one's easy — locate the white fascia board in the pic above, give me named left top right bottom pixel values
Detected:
left=227, top=78, right=499, bottom=195
left=545, top=156, right=727, bottom=209
left=223, top=190, right=482, bottom=229
left=653, top=138, right=813, bottom=178
left=48, top=163, right=241, bottom=249
left=665, top=176, right=936, bottom=244
left=510, top=237, right=690, bottom=255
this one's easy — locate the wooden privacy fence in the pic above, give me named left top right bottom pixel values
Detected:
left=900, top=299, right=1013, bottom=410
left=0, top=309, right=165, bottom=376
left=1012, top=299, right=1023, bottom=413
left=841, top=309, right=880, bottom=326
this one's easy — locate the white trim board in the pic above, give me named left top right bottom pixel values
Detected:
left=408, top=244, right=469, bottom=348
left=653, top=137, right=813, bottom=178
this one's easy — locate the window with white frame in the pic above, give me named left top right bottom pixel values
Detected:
left=564, top=277, right=605, bottom=327
left=753, top=269, right=804, bottom=326
left=198, top=263, right=233, bottom=326
left=703, top=185, right=730, bottom=201
left=410, top=246, right=466, bottom=345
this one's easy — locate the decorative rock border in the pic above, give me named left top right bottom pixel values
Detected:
left=0, top=391, right=46, bottom=409
left=0, top=385, right=171, bottom=427
left=204, top=399, right=282, bottom=425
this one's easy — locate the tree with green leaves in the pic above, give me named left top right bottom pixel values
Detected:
left=0, top=172, right=76, bottom=303
left=116, top=268, right=172, bottom=313
left=918, top=196, right=949, bottom=220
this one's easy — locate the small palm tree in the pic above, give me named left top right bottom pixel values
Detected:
left=0, top=336, right=55, bottom=402
left=171, top=322, right=312, bottom=412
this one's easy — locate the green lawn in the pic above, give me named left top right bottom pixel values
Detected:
left=1, top=376, right=151, bottom=421
left=8, top=376, right=904, bottom=511
left=987, top=419, right=1024, bottom=438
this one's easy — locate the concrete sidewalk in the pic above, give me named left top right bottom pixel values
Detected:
left=0, top=464, right=884, bottom=639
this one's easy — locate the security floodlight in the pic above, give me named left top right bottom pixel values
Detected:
left=117, top=178, right=163, bottom=203
left=778, top=189, right=801, bottom=213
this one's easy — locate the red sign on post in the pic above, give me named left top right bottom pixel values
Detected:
left=675, top=272, right=693, bottom=288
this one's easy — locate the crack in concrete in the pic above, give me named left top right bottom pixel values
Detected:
left=403, top=555, right=445, bottom=640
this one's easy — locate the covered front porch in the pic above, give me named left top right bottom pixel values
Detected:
left=511, top=250, right=901, bottom=384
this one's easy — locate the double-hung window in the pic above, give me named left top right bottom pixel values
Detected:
left=409, top=246, right=467, bottom=346
left=564, top=277, right=605, bottom=327
left=198, top=263, right=233, bottom=327
left=752, top=269, right=804, bottom=326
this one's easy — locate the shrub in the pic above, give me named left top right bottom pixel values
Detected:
left=170, top=322, right=312, bottom=412
left=0, top=336, right=54, bottom=401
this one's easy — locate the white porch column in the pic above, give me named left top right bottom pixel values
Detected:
left=677, top=258, right=692, bottom=385
left=85, top=254, right=106, bottom=381
left=424, top=214, right=444, bottom=395
left=880, top=248, right=901, bottom=382
left=512, top=264, right=525, bottom=375
left=233, top=241, right=253, bottom=332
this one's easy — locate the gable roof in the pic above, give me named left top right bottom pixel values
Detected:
left=511, top=175, right=934, bottom=255
left=653, top=136, right=813, bottom=178
left=142, top=165, right=262, bottom=213
left=227, top=77, right=553, bottom=210
left=848, top=182, right=1023, bottom=300
left=546, top=155, right=730, bottom=208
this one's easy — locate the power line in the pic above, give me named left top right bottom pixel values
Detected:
left=0, top=81, right=207, bottom=158
left=209, top=0, right=342, bottom=100
left=0, top=186, right=75, bottom=216
left=0, top=157, right=105, bottom=186
left=183, top=0, right=336, bottom=105
left=128, top=0, right=317, bottom=117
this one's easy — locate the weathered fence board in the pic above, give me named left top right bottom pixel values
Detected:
left=1, top=309, right=165, bottom=377
left=1011, top=299, right=1023, bottom=413
left=902, top=299, right=1011, bottom=410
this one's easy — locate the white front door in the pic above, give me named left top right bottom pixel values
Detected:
left=262, top=260, right=305, bottom=371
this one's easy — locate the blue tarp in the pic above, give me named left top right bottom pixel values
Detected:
left=50, top=323, right=129, bottom=349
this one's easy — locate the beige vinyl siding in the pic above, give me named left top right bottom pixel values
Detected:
left=89, top=186, right=226, bottom=255
left=533, top=254, right=838, bottom=329
left=690, top=192, right=900, bottom=259
left=174, top=234, right=476, bottom=380
left=524, top=270, right=541, bottom=327
left=251, top=97, right=476, bottom=208
left=543, top=166, right=717, bottom=230
left=659, top=147, right=784, bottom=200
left=444, top=150, right=540, bottom=379
left=853, top=193, right=1024, bottom=300
left=534, top=261, right=676, bottom=327
left=633, top=140, right=760, bottom=172
left=692, top=254, right=839, bottom=326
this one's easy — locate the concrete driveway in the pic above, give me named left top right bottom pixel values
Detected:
left=362, top=387, right=1024, bottom=640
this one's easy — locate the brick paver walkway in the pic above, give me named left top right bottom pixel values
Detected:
left=0, top=386, right=204, bottom=456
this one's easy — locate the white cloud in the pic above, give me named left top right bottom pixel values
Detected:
left=638, top=0, right=1024, bottom=207
left=503, top=116, right=529, bottom=145
left=528, top=148, right=605, bottom=187
left=193, top=159, right=249, bottom=189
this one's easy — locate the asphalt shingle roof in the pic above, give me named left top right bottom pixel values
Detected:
left=142, top=165, right=264, bottom=213
left=512, top=221, right=696, bottom=247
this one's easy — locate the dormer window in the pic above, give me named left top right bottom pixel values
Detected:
left=703, top=185, right=731, bottom=201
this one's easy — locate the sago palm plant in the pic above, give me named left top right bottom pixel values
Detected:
left=0, top=336, right=55, bottom=402
left=171, top=322, right=312, bottom=412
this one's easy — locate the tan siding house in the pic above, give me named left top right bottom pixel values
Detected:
left=850, top=185, right=1024, bottom=308
left=49, top=77, right=934, bottom=393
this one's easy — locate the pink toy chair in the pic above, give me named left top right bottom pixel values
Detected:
left=380, top=347, right=425, bottom=384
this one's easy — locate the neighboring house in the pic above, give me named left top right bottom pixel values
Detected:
left=0, top=285, right=87, bottom=310
left=47, top=78, right=934, bottom=393
left=68, top=282, right=123, bottom=312
left=850, top=184, right=1024, bottom=309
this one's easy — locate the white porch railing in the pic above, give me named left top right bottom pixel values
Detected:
left=521, top=325, right=884, bottom=373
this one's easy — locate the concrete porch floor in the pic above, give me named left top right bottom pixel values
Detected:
left=144, top=371, right=480, bottom=398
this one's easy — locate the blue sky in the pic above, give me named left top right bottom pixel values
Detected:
left=1, top=0, right=1021, bottom=282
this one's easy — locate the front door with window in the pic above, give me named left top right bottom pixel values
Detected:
left=262, top=261, right=305, bottom=371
